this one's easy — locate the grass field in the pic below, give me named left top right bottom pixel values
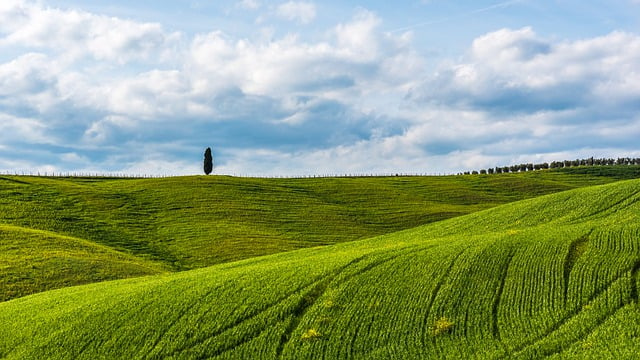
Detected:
left=0, top=169, right=639, bottom=358
left=0, top=167, right=637, bottom=301
left=0, top=224, right=167, bottom=302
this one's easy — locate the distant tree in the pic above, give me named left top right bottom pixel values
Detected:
left=204, top=147, right=213, bottom=175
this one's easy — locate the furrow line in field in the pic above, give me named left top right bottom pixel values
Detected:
left=143, top=280, right=227, bottom=359
left=274, top=277, right=335, bottom=358
left=563, top=232, right=591, bottom=305
left=422, top=244, right=468, bottom=347
left=338, top=245, right=436, bottom=359
left=75, top=290, right=161, bottom=359
left=167, top=249, right=404, bottom=358
left=505, top=264, right=636, bottom=358
left=539, top=303, right=628, bottom=359
left=162, top=273, right=333, bottom=359
left=578, top=187, right=640, bottom=222
left=286, top=246, right=420, bottom=359
left=492, top=249, right=516, bottom=342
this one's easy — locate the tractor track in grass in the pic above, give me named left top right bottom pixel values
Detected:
left=76, top=292, right=160, bottom=359
left=338, top=245, right=441, bottom=359
left=143, top=281, right=229, bottom=359
left=422, top=244, right=469, bottom=345
left=563, top=232, right=591, bottom=304
left=578, top=188, right=640, bottom=223
left=505, top=263, right=638, bottom=359
left=541, top=303, right=631, bottom=359
left=492, top=249, right=516, bottom=342
left=162, top=246, right=417, bottom=359
left=160, top=273, right=334, bottom=359
left=277, top=246, right=420, bottom=359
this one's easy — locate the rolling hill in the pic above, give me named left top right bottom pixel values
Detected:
left=0, top=177, right=638, bottom=359
left=0, top=168, right=637, bottom=301
left=0, top=224, right=167, bottom=302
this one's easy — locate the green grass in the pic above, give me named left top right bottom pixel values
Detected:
left=0, top=224, right=167, bottom=302
left=0, top=169, right=631, bottom=266
left=0, top=168, right=637, bottom=302
left=0, top=178, right=639, bottom=359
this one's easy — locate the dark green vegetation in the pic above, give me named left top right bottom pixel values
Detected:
left=0, top=167, right=639, bottom=358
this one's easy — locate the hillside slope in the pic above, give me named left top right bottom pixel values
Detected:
left=1, top=179, right=638, bottom=359
left=0, top=168, right=635, bottom=271
left=0, top=224, right=167, bottom=302
left=2, top=169, right=635, bottom=301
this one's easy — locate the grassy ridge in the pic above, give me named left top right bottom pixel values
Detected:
left=1, top=179, right=638, bottom=358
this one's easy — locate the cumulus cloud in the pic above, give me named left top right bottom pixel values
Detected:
left=403, top=27, right=640, bottom=170
left=275, top=1, right=317, bottom=24
left=0, top=0, right=181, bottom=63
left=415, top=28, right=640, bottom=116
left=0, top=1, right=639, bottom=176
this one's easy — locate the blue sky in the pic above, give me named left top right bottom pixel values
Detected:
left=1, top=0, right=639, bottom=176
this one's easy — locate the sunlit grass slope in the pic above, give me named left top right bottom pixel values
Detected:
left=0, top=167, right=636, bottom=271
left=1, top=179, right=638, bottom=359
left=0, top=168, right=637, bottom=302
left=0, top=224, right=167, bottom=302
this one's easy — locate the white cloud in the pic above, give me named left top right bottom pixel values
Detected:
left=0, top=113, right=49, bottom=144
left=276, top=1, right=317, bottom=24
left=334, top=9, right=382, bottom=61
left=416, top=28, right=640, bottom=116
left=0, top=53, right=54, bottom=96
left=238, top=0, right=261, bottom=10
left=187, top=11, right=416, bottom=102
left=0, top=1, right=181, bottom=64
left=1, top=2, right=640, bottom=176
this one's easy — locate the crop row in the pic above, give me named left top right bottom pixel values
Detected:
left=1, top=179, right=639, bottom=358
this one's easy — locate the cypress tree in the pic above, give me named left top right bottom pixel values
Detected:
left=204, top=147, right=213, bottom=175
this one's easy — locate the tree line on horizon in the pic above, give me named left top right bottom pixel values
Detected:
left=460, top=157, right=640, bottom=176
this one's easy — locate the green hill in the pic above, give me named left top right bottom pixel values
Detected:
left=0, top=168, right=637, bottom=302
left=1, top=178, right=638, bottom=359
left=0, top=169, right=633, bottom=268
left=0, top=224, right=167, bottom=302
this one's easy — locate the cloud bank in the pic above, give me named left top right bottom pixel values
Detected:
left=0, top=0, right=639, bottom=176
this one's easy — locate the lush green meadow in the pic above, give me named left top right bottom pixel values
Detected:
left=1, top=168, right=634, bottom=301
left=0, top=224, right=166, bottom=302
left=0, top=172, right=639, bottom=358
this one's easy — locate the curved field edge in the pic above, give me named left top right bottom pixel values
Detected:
left=1, top=179, right=639, bottom=359
left=0, top=225, right=168, bottom=301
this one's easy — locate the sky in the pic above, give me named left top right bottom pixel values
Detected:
left=1, top=0, right=640, bottom=176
